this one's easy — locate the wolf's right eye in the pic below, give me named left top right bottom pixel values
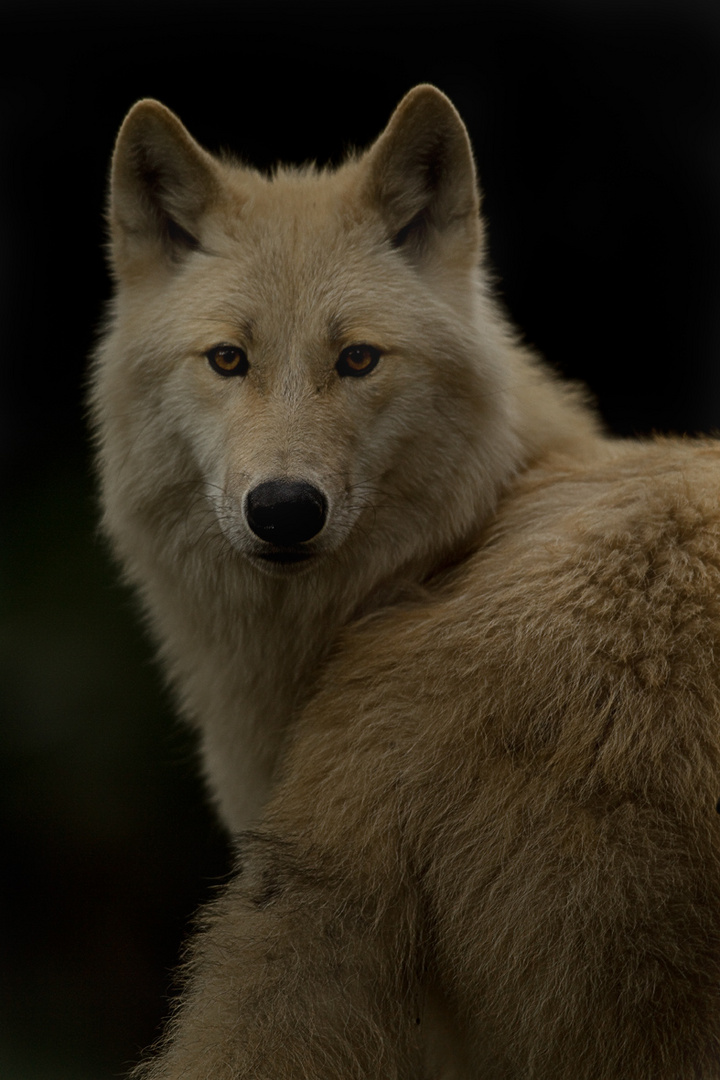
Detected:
left=206, top=345, right=249, bottom=377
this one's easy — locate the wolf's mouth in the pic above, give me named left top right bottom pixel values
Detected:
left=255, top=549, right=314, bottom=565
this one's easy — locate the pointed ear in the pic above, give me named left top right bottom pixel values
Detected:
left=362, top=85, right=481, bottom=264
left=109, top=99, right=220, bottom=275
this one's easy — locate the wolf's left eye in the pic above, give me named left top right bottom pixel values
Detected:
left=336, top=344, right=382, bottom=378
left=206, top=344, right=249, bottom=377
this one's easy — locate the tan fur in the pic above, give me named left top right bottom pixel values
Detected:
left=92, top=87, right=720, bottom=1077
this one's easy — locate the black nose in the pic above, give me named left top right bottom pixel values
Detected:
left=245, top=479, right=327, bottom=545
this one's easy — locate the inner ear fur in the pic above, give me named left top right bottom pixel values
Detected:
left=110, top=99, right=220, bottom=270
left=362, top=85, right=481, bottom=260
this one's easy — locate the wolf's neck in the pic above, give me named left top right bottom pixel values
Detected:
left=146, top=555, right=398, bottom=832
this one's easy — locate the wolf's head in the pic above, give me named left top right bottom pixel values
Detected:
left=93, top=87, right=590, bottom=595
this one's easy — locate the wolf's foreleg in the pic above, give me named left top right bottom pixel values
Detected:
left=134, top=828, right=425, bottom=1080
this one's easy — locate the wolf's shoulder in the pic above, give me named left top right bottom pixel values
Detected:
left=458, top=436, right=720, bottom=637
left=333, top=436, right=720, bottom=699
left=482, top=435, right=720, bottom=563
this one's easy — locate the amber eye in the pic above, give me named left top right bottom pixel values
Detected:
left=336, top=344, right=382, bottom=378
left=206, top=344, right=249, bottom=377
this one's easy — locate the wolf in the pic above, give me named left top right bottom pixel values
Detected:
left=92, top=87, right=720, bottom=1077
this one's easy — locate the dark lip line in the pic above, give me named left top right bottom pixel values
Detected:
left=254, top=550, right=315, bottom=564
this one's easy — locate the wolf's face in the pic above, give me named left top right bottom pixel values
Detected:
left=95, top=89, right=519, bottom=580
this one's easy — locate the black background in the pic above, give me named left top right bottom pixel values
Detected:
left=3, top=1, right=720, bottom=1076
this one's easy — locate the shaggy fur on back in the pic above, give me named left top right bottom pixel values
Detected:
left=92, top=86, right=720, bottom=1077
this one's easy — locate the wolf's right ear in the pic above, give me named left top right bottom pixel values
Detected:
left=109, top=100, right=220, bottom=276
left=362, top=85, right=481, bottom=266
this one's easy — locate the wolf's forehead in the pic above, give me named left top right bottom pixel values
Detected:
left=219, top=164, right=372, bottom=260
left=192, top=169, right=392, bottom=342
left=214, top=240, right=356, bottom=324
left=226, top=269, right=381, bottom=354
left=207, top=223, right=381, bottom=331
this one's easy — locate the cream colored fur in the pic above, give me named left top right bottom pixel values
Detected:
left=92, top=87, right=720, bottom=1077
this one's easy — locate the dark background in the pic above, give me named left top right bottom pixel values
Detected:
left=3, top=1, right=720, bottom=1076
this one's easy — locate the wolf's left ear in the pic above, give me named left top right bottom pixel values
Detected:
left=362, top=85, right=481, bottom=264
left=109, top=100, right=220, bottom=276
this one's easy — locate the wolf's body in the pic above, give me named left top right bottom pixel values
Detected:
left=92, top=87, right=720, bottom=1076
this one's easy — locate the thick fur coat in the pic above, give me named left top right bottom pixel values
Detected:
left=91, top=86, right=720, bottom=1077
